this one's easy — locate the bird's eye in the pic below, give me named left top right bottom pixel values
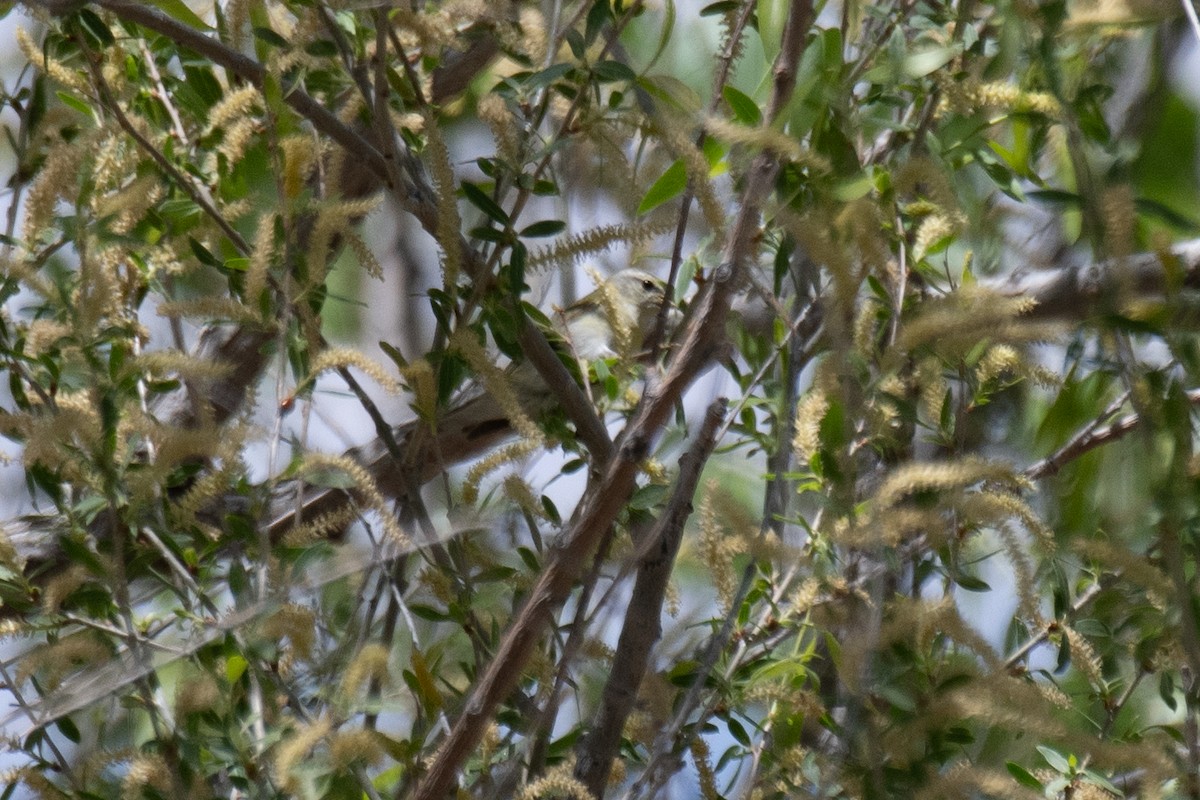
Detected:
left=642, top=279, right=657, bottom=292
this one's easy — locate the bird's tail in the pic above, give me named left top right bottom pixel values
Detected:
left=266, top=390, right=520, bottom=540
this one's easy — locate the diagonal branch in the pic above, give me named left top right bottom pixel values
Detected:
left=573, top=399, right=727, bottom=798
left=80, top=0, right=395, bottom=195
left=408, top=0, right=814, bottom=796
left=10, top=234, right=1200, bottom=613
left=1024, top=388, right=1200, bottom=480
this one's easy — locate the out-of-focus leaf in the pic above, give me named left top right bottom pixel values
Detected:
left=1006, top=762, right=1044, bottom=790
left=904, top=45, right=959, bottom=77
left=723, top=85, right=762, bottom=126
left=461, top=182, right=510, bottom=225
left=149, top=0, right=213, bottom=30
left=637, top=160, right=687, bottom=215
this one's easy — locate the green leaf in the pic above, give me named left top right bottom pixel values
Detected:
left=149, top=0, right=213, bottom=30
left=757, top=0, right=786, bottom=59
left=304, top=40, right=339, bottom=57
left=159, top=198, right=202, bottom=230
left=178, top=66, right=224, bottom=113
left=76, top=9, right=114, bottom=46
left=1007, top=760, right=1044, bottom=789
left=700, top=0, right=742, bottom=14
left=410, top=649, right=444, bottom=715
left=252, top=26, right=290, bottom=49
left=526, top=63, right=573, bottom=91
left=648, top=0, right=676, bottom=72
left=1136, top=197, right=1200, bottom=231
left=517, top=547, right=541, bottom=571
left=585, top=0, right=613, bottom=45
left=1150, top=722, right=1186, bottom=744
left=565, top=29, right=586, bottom=60
left=726, top=716, right=751, bottom=746
left=592, top=60, right=637, bottom=83
left=226, top=655, right=248, bottom=684
left=904, top=45, right=959, bottom=77
left=26, top=464, right=64, bottom=506
left=629, top=483, right=668, bottom=510
left=73, top=494, right=108, bottom=524
left=55, top=716, right=81, bottom=744
left=55, top=91, right=93, bottom=119
left=955, top=574, right=991, bottom=592
left=379, top=340, right=408, bottom=370
left=520, top=220, right=567, bottom=238
left=666, top=659, right=700, bottom=686
left=944, top=726, right=974, bottom=745
left=408, top=604, right=452, bottom=622
left=188, top=237, right=221, bottom=268
left=1159, top=671, right=1177, bottom=711
left=637, top=74, right=702, bottom=114
left=541, top=495, right=561, bottom=525
left=1027, top=189, right=1083, bottom=207
left=722, top=85, right=762, bottom=126
left=831, top=172, right=874, bottom=201
left=469, top=225, right=510, bottom=243
left=637, top=160, right=687, bottom=215
left=938, top=386, right=954, bottom=435
left=461, top=182, right=511, bottom=225
left=877, top=685, right=916, bottom=713
left=59, top=534, right=106, bottom=575
left=1080, top=769, right=1123, bottom=796
left=506, top=244, right=528, bottom=307
left=1037, top=745, right=1071, bottom=773
left=99, top=390, right=119, bottom=459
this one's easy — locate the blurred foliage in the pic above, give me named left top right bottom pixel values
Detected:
left=1, top=0, right=1200, bottom=798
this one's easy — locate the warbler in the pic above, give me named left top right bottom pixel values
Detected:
left=557, top=268, right=672, bottom=360
left=268, top=269, right=675, bottom=536
left=444, top=268, right=673, bottom=444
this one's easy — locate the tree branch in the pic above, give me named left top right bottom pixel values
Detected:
left=573, top=399, right=726, bottom=797
left=991, top=238, right=1200, bottom=319
left=408, top=0, right=812, bottom=795
left=77, top=1, right=394, bottom=187
left=1025, top=388, right=1200, bottom=479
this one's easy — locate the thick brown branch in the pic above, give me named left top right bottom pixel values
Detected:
left=430, top=36, right=501, bottom=104
left=406, top=334, right=724, bottom=799
left=517, top=321, right=614, bottom=463
left=574, top=399, right=726, bottom=798
left=408, top=0, right=812, bottom=796
left=992, top=238, right=1200, bottom=319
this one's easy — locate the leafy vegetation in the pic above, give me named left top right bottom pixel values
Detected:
left=1, top=0, right=1200, bottom=798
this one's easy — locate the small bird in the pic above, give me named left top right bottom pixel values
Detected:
left=269, top=269, right=674, bottom=535
left=430, top=268, right=672, bottom=449
left=558, top=268, right=671, bottom=360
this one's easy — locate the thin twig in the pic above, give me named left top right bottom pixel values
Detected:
left=80, top=35, right=250, bottom=256
left=1025, top=389, right=1200, bottom=480
left=649, top=0, right=757, bottom=359
left=1184, top=667, right=1200, bottom=800
left=1002, top=580, right=1106, bottom=669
